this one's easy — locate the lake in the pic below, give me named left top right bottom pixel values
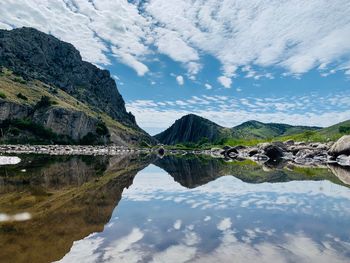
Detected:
left=1, top=154, right=350, bottom=263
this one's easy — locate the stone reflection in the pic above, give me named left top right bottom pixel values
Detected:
left=328, top=164, right=350, bottom=185
left=0, top=154, right=154, bottom=263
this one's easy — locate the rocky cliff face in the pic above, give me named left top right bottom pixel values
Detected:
left=32, top=107, right=98, bottom=141
left=0, top=100, right=31, bottom=120
left=0, top=27, right=154, bottom=145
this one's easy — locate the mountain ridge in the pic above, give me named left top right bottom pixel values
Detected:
left=154, top=114, right=324, bottom=145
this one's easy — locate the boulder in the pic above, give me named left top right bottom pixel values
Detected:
left=284, top=139, right=295, bottom=146
left=328, top=135, right=350, bottom=156
left=251, top=153, right=269, bottom=162
left=232, top=145, right=246, bottom=151
left=295, top=149, right=320, bottom=159
left=225, top=148, right=238, bottom=158
left=248, top=148, right=259, bottom=157
left=261, top=144, right=284, bottom=160
left=328, top=164, right=350, bottom=186
left=336, top=155, right=350, bottom=166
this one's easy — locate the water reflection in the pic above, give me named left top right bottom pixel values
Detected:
left=154, top=155, right=348, bottom=187
left=0, top=154, right=153, bottom=263
left=0, top=154, right=349, bottom=263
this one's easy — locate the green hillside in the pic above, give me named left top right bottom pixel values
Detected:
left=277, top=120, right=350, bottom=143
left=231, top=120, right=320, bottom=140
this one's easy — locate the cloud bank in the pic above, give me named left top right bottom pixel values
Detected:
left=1, top=0, right=350, bottom=85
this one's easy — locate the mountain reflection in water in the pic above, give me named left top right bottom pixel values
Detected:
left=0, top=154, right=350, bottom=263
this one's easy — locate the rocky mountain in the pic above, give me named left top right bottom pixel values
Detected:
left=0, top=27, right=154, bottom=145
left=154, top=114, right=321, bottom=145
left=154, top=114, right=231, bottom=145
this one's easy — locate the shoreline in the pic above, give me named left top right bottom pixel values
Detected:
left=0, top=139, right=349, bottom=168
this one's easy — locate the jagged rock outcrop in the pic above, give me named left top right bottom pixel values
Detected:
left=0, top=27, right=135, bottom=127
left=33, top=107, right=98, bottom=141
left=0, top=100, right=31, bottom=120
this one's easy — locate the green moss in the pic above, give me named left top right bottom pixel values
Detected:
left=0, top=91, right=6, bottom=99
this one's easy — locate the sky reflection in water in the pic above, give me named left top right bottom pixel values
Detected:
left=59, top=165, right=350, bottom=263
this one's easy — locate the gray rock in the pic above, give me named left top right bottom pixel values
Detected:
left=251, top=153, right=269, bottom=162
left=284, top=139, right=295, bottom=146
left=336, top=155, right=350, bottom=166
left=248, top=148, right=259, bottom=157
left=261, top=144, right=284, bottom=160
left=0, top=100, right=32, bottom=120
left=225, top=148, right=238, bottom=158
left=329, top=165, right=350, bottom=185
left=328, top=135, right=350, bottom=156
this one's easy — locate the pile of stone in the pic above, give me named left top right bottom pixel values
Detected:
left=211, top=135, right=350, bottom=167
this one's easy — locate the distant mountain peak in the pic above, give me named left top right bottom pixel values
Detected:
left=154, top=115, right=321, bottom=145
left=154, top=114, right=224, bottom=145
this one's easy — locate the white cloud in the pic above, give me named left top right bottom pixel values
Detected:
left=126, top=93, right=350, bottom=134
left=217, top=76, right=232, bottom=88
left=174, top=219, right=182, bottom=230
left=205, top=83, right=212, bottom=90
left=204, top=216, right=211, bottom=222
left=150, top=245, right=196, bottom=263
left=217, top=218, right=232, bottom=231
left=0, top=0, right=151, bottom=75
left=154, top=27, right=199, bottom=63
left=176, top=75, right=184, bottom=86
left=103, top=228, right=144, bottom=262
left=2, top=1, right=350, bottom=78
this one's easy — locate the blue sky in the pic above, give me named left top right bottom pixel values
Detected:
left=1, top=0, right=350, bottom=134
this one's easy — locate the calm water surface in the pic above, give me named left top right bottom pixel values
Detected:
left=1, top=154, right=350, bottom=263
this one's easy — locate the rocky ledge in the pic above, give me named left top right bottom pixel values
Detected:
left=210, top=135, right=350, bottom=167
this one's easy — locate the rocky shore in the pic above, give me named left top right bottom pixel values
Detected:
left=0, top=144, right=153, bottom=156
left=210, top=135, right=350, bottom=167
left=1, top=135, right=350, bottom=168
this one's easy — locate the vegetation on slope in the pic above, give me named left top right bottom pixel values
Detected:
left=0, top=68, right=150, bottom=145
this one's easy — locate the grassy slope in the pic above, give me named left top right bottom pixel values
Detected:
left=0, top=69, right=143, bottom=138
left=231, top=121, right=320, bottom=140
left=276, top=120, right=350, bottom=143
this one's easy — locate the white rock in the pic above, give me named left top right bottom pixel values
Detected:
left=336, top=155, right=350, bottom=166
left=0, top=156, right=21, bottom=165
